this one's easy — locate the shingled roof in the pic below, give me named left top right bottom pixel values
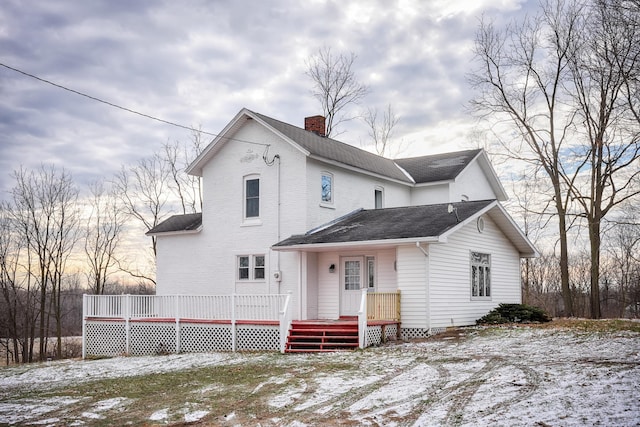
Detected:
left=273, top=200, right=495, bottom=247
left=146, top=213, right=202, bottom=235
left=395, top=149, right=482, bottom=184
left=250, top=110, right=412, bottom=183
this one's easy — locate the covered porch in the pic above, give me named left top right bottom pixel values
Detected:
left=82, top=291, right=401, bottom=357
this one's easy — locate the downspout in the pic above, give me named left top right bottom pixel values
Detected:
left=416, top=242, right=431, bottom=334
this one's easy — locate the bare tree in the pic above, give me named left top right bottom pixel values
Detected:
left=7, top=165, right=79, bottom=360
left=470, top=0, right=640, bottom=318
left=363, top=104, right=402, bottom=157
left=563, top=0, right=640, bottom=318
left=163, top=126, right=206, bottom=214
left=85, top=180, right=124, bottom=295
left=470, top=2, right=582, bottom=316
left=306, top=47, right=369, bottom=137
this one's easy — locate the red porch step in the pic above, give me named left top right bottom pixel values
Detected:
left=285, top=320, right=359, bottom=353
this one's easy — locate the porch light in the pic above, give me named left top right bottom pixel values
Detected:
left=329, top=263, right=336, bottom=273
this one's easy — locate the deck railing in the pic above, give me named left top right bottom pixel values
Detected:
left=366, top=290, right=401, bottom=321
left=83, top=294, right=288, bottom=321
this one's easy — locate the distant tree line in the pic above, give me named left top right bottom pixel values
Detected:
left=0, top=132, right=202, bottom=364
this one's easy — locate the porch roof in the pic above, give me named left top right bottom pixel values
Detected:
left=273, top=200, right=538, bottom=257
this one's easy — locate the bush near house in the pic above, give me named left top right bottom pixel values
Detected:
left=477, top=303, right=552, bottom=324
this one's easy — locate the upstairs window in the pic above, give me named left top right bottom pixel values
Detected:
left=375, top=188, right=384, bottom=209
left=471, top=252, right=491, bottom=298
left=321, top=172, right=333, bottom=205
left=244, top=177, right=260, bottom=218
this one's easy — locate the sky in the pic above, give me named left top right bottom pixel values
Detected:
left=0, top=0, right=539, bottom=199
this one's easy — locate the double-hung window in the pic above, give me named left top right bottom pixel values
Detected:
left=244, top=176, right=260, bottom=219
left=471, top=252, right=491, bottom=298
left=237, top=255, right=265, bottom=281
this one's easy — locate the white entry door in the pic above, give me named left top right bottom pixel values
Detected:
left=340, top=257, right=364, bottom=316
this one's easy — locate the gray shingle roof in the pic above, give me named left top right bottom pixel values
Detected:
left=251, top=111, right=412, bottom=183
left=146, top=213, right=202, bottom=235
left=395, top=149, right=482, bottom=183
left=273, top=200, right=495, bottom=247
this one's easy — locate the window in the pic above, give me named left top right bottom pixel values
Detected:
left=344, top=260, right=361, bottom=290
left=244, top=177, right=259, bottom=218
left=366, top=256, right=376, bottom=290
left=237, top=255, right=265, bottom=281
left=321, top=172, right=333, bottom=204
left=471, top=252, right=491, bottom=298
left=375, top=188, right=383, bottom=209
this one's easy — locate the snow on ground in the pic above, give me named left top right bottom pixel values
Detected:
left=0, top=326, right=638, bottom=426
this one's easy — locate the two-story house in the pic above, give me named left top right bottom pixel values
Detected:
left=82, top=108, right=537, bottom=356
left=152, top=108, right=535, bottom=328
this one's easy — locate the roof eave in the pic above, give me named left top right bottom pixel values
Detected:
left=146, top=226, right=203, bottom=237
left=272, top=236, right=441, bottom=252
left=308, top=154, right=414, bottom=186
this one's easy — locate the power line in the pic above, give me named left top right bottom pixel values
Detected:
left=0, top=62, right=218, bottom=136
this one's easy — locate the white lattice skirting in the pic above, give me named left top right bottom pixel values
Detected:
left=84, top=320, right=280, bottom=357
left=365, top=324, right=399, bottom=347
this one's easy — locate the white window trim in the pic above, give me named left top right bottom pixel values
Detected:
left=320, top=171, right=335, bottom=208
left=243, top=174, right=261, bottom=224
left=470, top=251, right=491, bottom=300
left=374, top=186, right=384, bottom=209
left=237, top=254, right=266, bottom=282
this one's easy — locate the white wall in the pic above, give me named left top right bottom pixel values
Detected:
left=305, top=159, right=411, bottom=229
left=396, top=245, right=429, bottom=329
left=451, top=162, right=496, bottom=202
left=428, top=214, right=521, bottom=328
left=410, top=183, right=450, bottom=205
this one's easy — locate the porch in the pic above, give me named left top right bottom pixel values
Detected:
left=82, top=291, right=401, bottom=357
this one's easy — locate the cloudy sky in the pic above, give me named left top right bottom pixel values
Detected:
left=0, top=0, right=536, bottom=198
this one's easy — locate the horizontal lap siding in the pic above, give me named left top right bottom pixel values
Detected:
left=376, top=249, right=397, bottom=292
left=397, top=245, right=428, bottom=329
left=429, top=215, right=521, bottom=328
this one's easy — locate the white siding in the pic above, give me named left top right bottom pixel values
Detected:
left=396, top=245, right=429, bottom=329
left=451, top=162, right=496, bottom=202
left=428, top=214, right=521, bottom=328
left=375, top=249, right=397, bottom=292
left=410, top=183, right=450, bottom=205
left=306, top=159, right=411, bottom=229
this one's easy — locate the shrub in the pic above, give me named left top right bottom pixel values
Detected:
left=476, top=303, right=552, bottom=325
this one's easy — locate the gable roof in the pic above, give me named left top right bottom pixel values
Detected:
left=395, top=149, right=481, bottom=183
left=146, top=213, right=202, bottom=236
left=186, top=109, right=501, bottom=191
left=273, top=200, right=537, bottom=257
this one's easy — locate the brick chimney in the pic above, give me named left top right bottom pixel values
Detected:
left=304, top=115, right=326, bottom=137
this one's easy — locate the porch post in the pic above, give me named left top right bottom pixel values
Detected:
left=82, top=294, right=87, bottom=359
left=125, top=294, right=131, bottom=355
left=231, top=293, right=237, bottom=352
left=357, top=288, right=368, bottom=349
left=175, top=295, right=181, bottom=354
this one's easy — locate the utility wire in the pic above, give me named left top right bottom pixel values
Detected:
left=0, top=62, right=222, bottom=136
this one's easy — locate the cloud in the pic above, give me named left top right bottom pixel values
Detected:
left=0, top=0, right=533, bottom=197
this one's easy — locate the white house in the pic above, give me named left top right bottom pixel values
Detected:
left=82, top=108, right=537, bottom=356
left=151, top=108, right=536, bottom=328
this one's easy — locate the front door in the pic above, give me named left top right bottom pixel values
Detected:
left=340, top=257, right=364, bottom=316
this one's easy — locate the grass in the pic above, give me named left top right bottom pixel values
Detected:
left=2, top=318, right=638, bottom=426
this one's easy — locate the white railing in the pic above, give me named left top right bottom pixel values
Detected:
left=279, top=292, right=293, bottom=353
left=82, top=293, right=292, bottom=357
left=83, top=294, right=288, bottom=321
left=357, top=288, right=368, bottom=349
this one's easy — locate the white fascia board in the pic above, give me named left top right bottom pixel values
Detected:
left=272, top=236, right=441, bottom=252
left=393, top=162, right=416, bottom=184
left=146, top=226, right=202, bottom=237
left=491, top=203, right=540, bottom=258
left=468, top=150, right=508, bottom=201
left=186, top=108, right=252, bottom=177
left=308, top=154, right=414, bottom=187
left=438, top=200, right=499, bottom=241
left=247, top=112, right=311, bottom=157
